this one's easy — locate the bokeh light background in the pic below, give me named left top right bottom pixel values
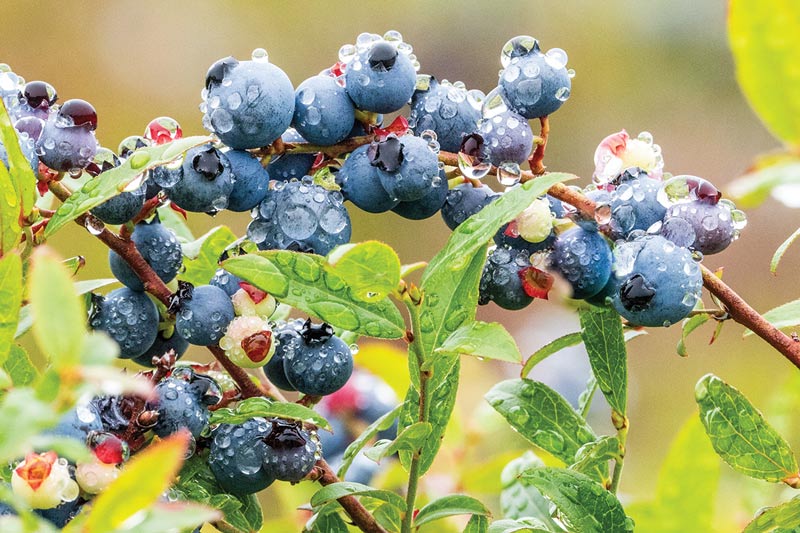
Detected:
left=6, top=0, right=798, bottom=529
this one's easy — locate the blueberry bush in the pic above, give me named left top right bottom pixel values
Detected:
left=2, top=2, right=800, bottom=532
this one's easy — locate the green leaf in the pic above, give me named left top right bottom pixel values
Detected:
left=86, top=432, right=189, bottom=532
left=117, top=502, right=221, bottom=533
left=772, top=227, right=800, bottom=275
left=338, top=404, right=402, bottom=479
left=400, top=261, right=427, bottom=279
left=363, top=422, right=432, bottom=463
left=677, top=313, right=711, bottom=357
left=569, top=436, right=620, bottom=485
left=521, top=332, right=583, bottom=378
left=695, top=374, right=798, bottom=483
left=488, top=518, right=556, bottom=533
left=310, top=482, right=406, bottom=512
left=746, top=298, right=800, bottom=337
left=223, top=250, right=405, bottom=339
left=521, top=467, right=631, bottom=533
left=179, top=225, right=237, bottom=286
left=156, top=205, right=194, bottom=242
left=501, top=452, right=562, bottom=528
left=326, top=241, right=401, bottom=302
left=29, top=248, right=85, bottom=367
left=729, top=161, right=800, bottom=208
left=208, top=396, right=330, bottom=431
left=413, top=494, right=492, bottom=527
left=627, top=416, right=720, bottom=533
left=464, top=514, right=490, bottom=533
left=373, top=503, right=403, bottom=532
left=743, top=496, right=800, bottom=532
left=0, top=162, right=21, bottom=255
left=0, top=254, right=22, bottom=365
left=310, top=511, right=349, bottom=533
left=729, top=0, right=800, bottom=145
left=0, top=389, right=59, bottom=462
left=485, top=379, right=597, bottom=465
left=0, top=98, right=35, bottom=217
left=579, top=306, right=627, bottom=419
left=44, top=136, right=211, bottom=237
left=435, top=321, right=522, bottom=364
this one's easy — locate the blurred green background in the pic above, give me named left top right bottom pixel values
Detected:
left=6, top=0, right=799, bottom=529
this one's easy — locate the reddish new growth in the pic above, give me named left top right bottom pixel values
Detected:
left=238, top=281, right=269, bottom=303
left=519, top=266, right=554, bottom=299
left=15, top=451, right=57, bottom=490
left=242, top=330, right=273, bottom=363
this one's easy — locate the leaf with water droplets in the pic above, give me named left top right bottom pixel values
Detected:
left=338, top=404, right=402, bottom=479
left=363, top=422, right=431, bottom=463
left=223, top=250, right=405, bottom=339
left=579, top=306, right=627, bottom=421
left=500, top=451, right=564, bottom=530
left=208, top=396, right=330, bottom=431
left=695, top=374, right=798, bottom=484
left=485, top=379, right=597, bottom=465
left=435, top=321, right=522, bottom=364
left=180, top=225, right=237, bottom=286
left=729, top=1, right=800, bottom=145
left=325, top=241, right=401, bottom=302
left=413, top=495, right=492, bottom=528
left=0, top=162, right=21, bottom=255
left=3, top=344, right=38, bottom=387
left=520, top=467, right=632, bottom=533
left=743, top=496, right=800, bottom=532
left=0, top=98, right=35, bottom=217
left=569, top=436, right=620, bottom=486
left=487, top=517, right=554, bottom=533
left=44, top=136, right=211, bottom=238
left=0, top=254, right=22, bottom=366
left=310, top=482, right=407, bottom=512
left=29, top=248, right=85, bottom=368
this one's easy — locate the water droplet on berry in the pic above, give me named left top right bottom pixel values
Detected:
left=457, top=133, right=491, bottom=180
left=501, top=35, right=540, bottom=68
left=545, top=48, right=569, bottom=69
left=497, top=161, right=521, bottom=186
left=251, top=48, right=269, bottom=62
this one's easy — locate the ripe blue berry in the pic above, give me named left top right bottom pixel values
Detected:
left=293, top=74, right=355, bottom=146
left=550, top=226, right=612, bottom=299
left=91, top=152, right=145, bottom=225
left=372, top=135, right=440, bottom=202
left=202, top=56, right=295, bottom=149
left=262, top=419, right=319, bottom=482
left=391, top=168, right=448, bottom=220
left=209, top=267, right=243, bottom=297
left=661, top=200, right=736, bottom=255
left=441, top=182, right=498, bottom=230
left=108, top=219, right=182, bottom=292
left=604, top=167, right=666, bottom=239
left=36, top=99, right=98, bottom=172
left=47, top=401, right=103, bottom=444
left=209, top=417, right=276, bottom=495
left=147, top=376, right=209, bottom=439
left=409, top=77, right=481, bottom=153
left=340, top=144, right=398, bottom=213
left=479, top=246, right=534, bottom=310
left=249, top=179, right=351, bottom=255
left=282, top=320, right=354, bottom=396
left=478, top=108, right=534, bottom=167
left=264, top=320, right=302, bottom=391
left=176, top=285, right=235, bottom=346
left=345, top=37, right=417, bottom=113
left=225, top=149, right=270, bottom=212
left=160, top=144, right=234, bottom=213
left=89, top=288, right=159, bottom=359
left=611, top=235, right=703, bottom=327
left=266, top=128, right=316, bottom=182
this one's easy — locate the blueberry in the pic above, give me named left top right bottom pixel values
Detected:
left=550, top=226, right=612, bottom=299
left=373, top=135, right=440, bottom=202
left=249, top=179, right=351, bottom=255
left=262, top=419, right=319, bottom=482
left=264, top=320, right=302, bottom=391
left=176, top=285, right=235, bottom=346
left=265, top=128, right=316, bottom=182
left=441, top=182, right=498, bottom=230
left=92, top=186, right=145, bottom=225
left=339, top=144, right=398, bottom=213
left=478, top=108, right=534, bottom=166
left=90, top=288, right=159, bottom=359
left=409, top=77, right=481, bottom=153
left=282, top=320, right=353, bottom=396
left=209, top=267, right=243, bottom=297
left=391, top=168, right=448, bottom=220
left=225, top=149, right=270, bottom=212
left=161, top=144, right=234, bottom=213
left=131, top=329, right=189, bottom=367
left=108, top=219, right=182, bottom=292
left=661, top=200, right=735, bottom=255
left=209, top=418, right=275, bottom=495
left=0, top=122, right=39, bottom=172
left=36, top=498, right=84, bottom=528
left=36, top=107, right=97, bottom=172
left=293, top=74, right=355, bottom=146
left=605, top=167, right=666, bottom=239
left=147, top=376, right=208, bottom=439
left=345, top=39, right=417, bottom=113
left=15, top=80, right=57, bottom=121
left=203, top=58, right=294, bottom=149
left=479, top=246, right=534, bottom=310
left=46, top=401, right=103, bottom=444
left=498, top=47, right=571, bottom=119
left=611, top=235, right=703, bottom=327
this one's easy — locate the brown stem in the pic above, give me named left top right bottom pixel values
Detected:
left=206, top=345, right=266, bottom=399
left=529, top=116, right=550, bottom=175
left=251, top=135, right=375, bottom=162
left=310, top=459, right=388, bottom=533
